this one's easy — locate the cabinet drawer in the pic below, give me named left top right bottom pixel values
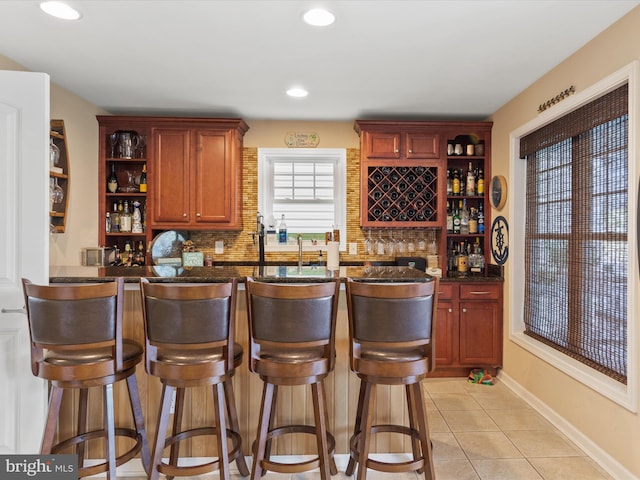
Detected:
left=460, top=283, right=501, bottom=300
left=437, top=283, right=455, bottom=300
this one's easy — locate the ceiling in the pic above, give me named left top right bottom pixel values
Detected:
left=0, top=0, right=638, bottom=121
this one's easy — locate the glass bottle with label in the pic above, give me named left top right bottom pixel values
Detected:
left=478, top=203, right=485, bottom=234
left=111, top=202, right=120, bottom=232
left=120, top=200, right=132, bottom=233
left=139, top=163, right=147, bottom=193
left=476, top=168, right=484, bottom=195
left=469, top=207, right=478, bottom=234
left=446, top=201, right=453, bottom=233
left=107, top=163, right=118, bottom=193
left=278, top=214, right=287, bottom=244
left=466, top=162, right=475, bottom=196
left=452, top=201, right=461, bottom=234
left=460, top=200, right=469, bottom=234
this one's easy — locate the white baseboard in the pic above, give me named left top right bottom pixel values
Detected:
left=498, top=371, right=637, bottom=480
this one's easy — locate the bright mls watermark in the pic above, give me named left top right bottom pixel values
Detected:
left=0, top=455, right=76, bottom=480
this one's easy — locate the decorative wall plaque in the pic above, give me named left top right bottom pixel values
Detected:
left=285, top=132, right=320, bottom=148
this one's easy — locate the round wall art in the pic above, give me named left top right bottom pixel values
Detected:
left=491, top=215, right=509, bottom=265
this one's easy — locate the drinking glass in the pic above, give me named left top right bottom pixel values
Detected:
left=52, top=178, right=64, bottom=205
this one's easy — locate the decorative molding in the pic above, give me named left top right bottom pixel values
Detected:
left=538, top=85, right=575, bottom=113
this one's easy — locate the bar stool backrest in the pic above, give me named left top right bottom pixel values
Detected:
left=21, top=278, right=125, bottom=379
left=346, top=279, right=439, bottom=373
left=245, top=278, right=340, bottom=373
left=140, top=279, right=238, bottom=373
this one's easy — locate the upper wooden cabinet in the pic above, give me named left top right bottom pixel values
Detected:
left=359, top=127, right=440, bottom=160
left=151, top=123, right=247, bottom=229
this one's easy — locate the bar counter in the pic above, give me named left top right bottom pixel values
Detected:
left=46, top=264, right=501, bottom=462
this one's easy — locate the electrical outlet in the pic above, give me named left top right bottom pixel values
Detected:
left=349, top=242, right=357, bottom=255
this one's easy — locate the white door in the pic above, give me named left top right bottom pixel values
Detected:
left=0, top=70, right=49, bottom=453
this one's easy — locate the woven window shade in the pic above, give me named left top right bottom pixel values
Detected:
left=521, top=84, right=628, bottom=383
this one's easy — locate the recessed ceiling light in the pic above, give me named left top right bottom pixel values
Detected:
left=286, top=87, right=309, bottom=98
left=303, top=8, right=335, bottom=27
left=40, top=1, right=81, bottom=20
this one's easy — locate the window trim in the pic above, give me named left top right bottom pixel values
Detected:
left=258, top=147, right=347, bottom=249
left=509, top=61, right=639, bottom=412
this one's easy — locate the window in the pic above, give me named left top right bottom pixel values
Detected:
left=510, top=63, right=638, bottom=410
left=521, top=84, right=628, bottom=383
left=258, top=148, right=346, bottom=247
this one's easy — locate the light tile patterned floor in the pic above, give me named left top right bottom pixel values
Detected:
left=131, top=377, right=613, bottom=480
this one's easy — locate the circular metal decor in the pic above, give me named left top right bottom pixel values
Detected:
left=150, top=230, right=186, bottom=266
left=491, top=215, right=509, bottom=265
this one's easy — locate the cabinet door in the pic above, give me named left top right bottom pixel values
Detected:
left=194, top=129, right=235, bottom=224
left=435, top=300, right=455, bottom=367
left=405, top=132, right=439, bottom=159
left=363, top=131, right=401, bottom=159
left=152, top=128, right=191, bottom=224
left=458, top=300, right=502, bottom=366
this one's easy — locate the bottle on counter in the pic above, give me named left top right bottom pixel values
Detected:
left=278, top=214, right=287, bottom=244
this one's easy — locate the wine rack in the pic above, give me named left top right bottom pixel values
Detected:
left=367, top=165, right=438, bottom=223
left=49, top=120, right=69, bottom=234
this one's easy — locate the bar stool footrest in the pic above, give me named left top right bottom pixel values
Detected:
left=159, top=426, right=243, bottom=477
left=258, top=424, right=336, bottom=474
left=350, top=424, right=424, bottom=474
left=51, top=427, right=142, bottom=478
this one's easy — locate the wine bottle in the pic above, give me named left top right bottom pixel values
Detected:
left=107, top=163, right=118, bottom=193
left=278, top=214, right=287, bottom=244
left=139, top=163, right=147, bottom=193
left=120, top=200, right=132, bottom=233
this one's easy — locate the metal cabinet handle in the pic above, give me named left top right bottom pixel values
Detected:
left=409, top=149, right=413, bottom=153
left=1, top=307, right=26, bottom=315
left=462, top=308, right=467, bottom=313
left=183, top=213, right=187, bottom=217
left=448, top=308, right=453, bottom=313
left=469, top=291, right=490, bottom=295
left=196, top=213, right=201, bottom=217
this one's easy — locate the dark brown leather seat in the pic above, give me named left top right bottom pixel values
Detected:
left=345, top=278, right=438, bottom=480
left=140, top=279, right=249, bottom=480
left=245, top=278, right=340, bottom=480
left=21, top=277, right=151, bottom=479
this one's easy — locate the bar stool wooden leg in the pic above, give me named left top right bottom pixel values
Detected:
left=166, top=388, right=186, bottom=480
left=321, top=382, right=339, bottom=476
left=223, top=378, right=250, bottom=476
left=213, top=383, right=230, bottom=480
left=125, top=373, right=151, bottom=474
left=312, top=382, right=331, bottom=480
left=406, top=385, right=422, bottom=472
left=411, top=383, right=435, bottom=480
left=251, top=382, right=275, bottom=480
left=41, top=386, right=64, bottom=455
left=76, top=388, right=88, bottom=469
left=356, top=382, right=375, bottom=480
left=103, top=384, right=117, bottom=480
left=346, top=381, right=366, bottom=476
left=150, top=385, right=174, bottom=480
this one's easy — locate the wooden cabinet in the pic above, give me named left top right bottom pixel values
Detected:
left=355, top=120, right=492, bottom=277
left=433, top=281, right=503, bottom=376
left=355, top=121, right=443, bottom=228
left=151, top=122, right=247, bottom=229
left=97, top=116, right=248, bottom=262
left=49, top=119, right=70, bottom=233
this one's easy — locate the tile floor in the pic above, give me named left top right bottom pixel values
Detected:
left=134, top=377, right=613, bottom=480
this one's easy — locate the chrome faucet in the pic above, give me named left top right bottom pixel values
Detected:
left=256, top=212, right=265, bottom=266
left=297, top=234, right=303, bottom=271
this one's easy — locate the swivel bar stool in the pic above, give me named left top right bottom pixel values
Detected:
left=345, top=278, right=439, bottom=480
left=21, top=277, right=151, bottom=479
left=245, top=278, right=340, bottom=480
left=140, top=279, right=249, bottom=480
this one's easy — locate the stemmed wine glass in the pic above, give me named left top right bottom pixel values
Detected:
left=52, top=178, right=64, bottom=205
left=376, top=230, right=386, bottom=256
left=364, top=229, right=375, bottom=256
left=407, top=229, right=416, bottom=253
left=109, top=132, right=119, bottom=158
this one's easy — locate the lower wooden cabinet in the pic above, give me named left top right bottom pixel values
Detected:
left=434, top=280, right=503, bottom=376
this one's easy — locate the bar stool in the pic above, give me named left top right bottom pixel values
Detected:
left=345, top=278, right=438, bottom=480
left=140, top=279, right=249, bottom=480
left=245, top=278, right=340, bottom=480
left=21, top=278, right=151, bottom=479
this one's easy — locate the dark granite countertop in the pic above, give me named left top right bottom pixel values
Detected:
left=49, top=264, right=503, bottom=284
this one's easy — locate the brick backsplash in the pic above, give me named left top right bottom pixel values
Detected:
left=189, top=147, right=436, bottom=264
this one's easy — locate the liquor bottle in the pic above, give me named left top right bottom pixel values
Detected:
left=124, top=241, right=133, bottom=266
left=139, top=163, right=147, bottom=193
left=452, top=169, right=460, bottom=196
left=460, top=199, right=469, bottom=234
left=457, top=241, right=468, bottom=276
left=469, top=238, right=485, bottom=274
left=446, top=169, right=452, bottom=196
left=478, top=203, right=485, bottom=234
left=111, top=202, right=120, bottom=232
left=469, top=207, right=478, bottom=234
left=120, top=200, right=132, bottom=233
left=107, top=163, right=118, bottom=193
left=111, top=246, right=122, bottom=266
left=278, top=214, right=287, bottom=244
left=105, top=212, right=111, bottom=233
left=476, top=168, right=484, bottom=195
left=466, top=162, right=476, bottom=196
left=459, top=169, right=465, bottom=197
left=446, top=201, right=453, bottom=233
left=134, top=240, right=145, bottom=266
left=452, top=201, right=461, bottom=234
